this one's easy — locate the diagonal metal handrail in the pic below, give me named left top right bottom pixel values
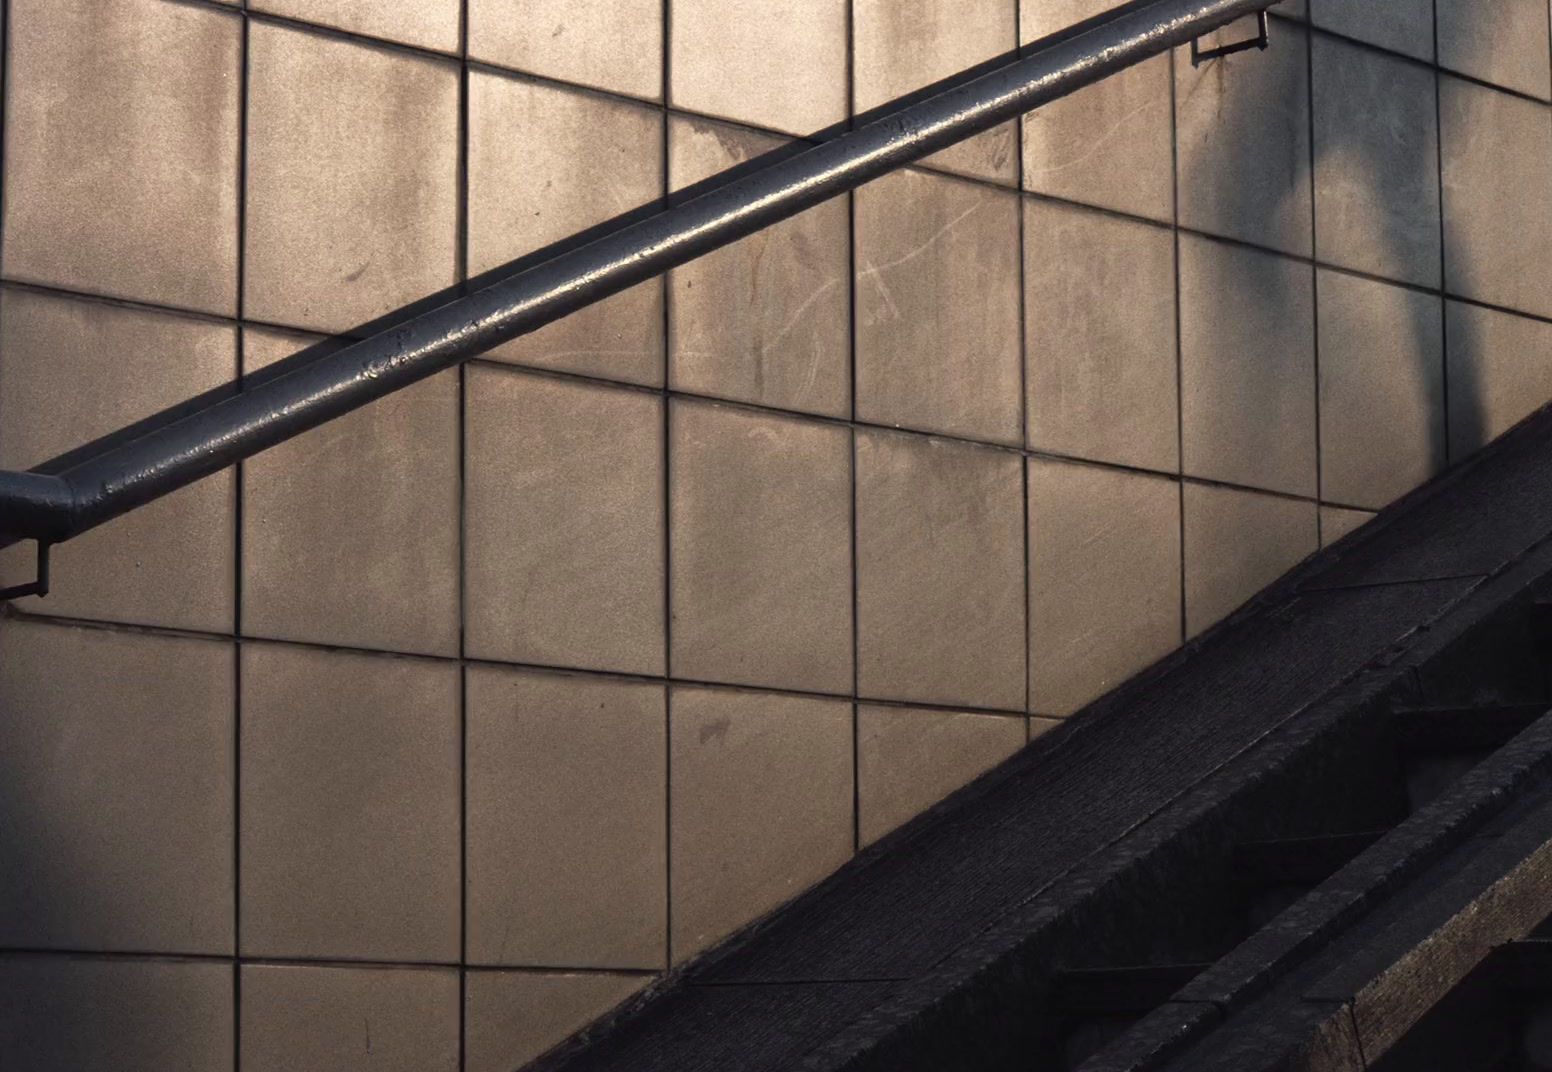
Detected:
left=0, top=0, right=1277, bottom=586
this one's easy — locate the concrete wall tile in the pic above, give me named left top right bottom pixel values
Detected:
left=669, top=686, right=853, bottom=959
left=240, top=645, right=461, bottom=962
left=856, top=430, right=1025, bottom=711
left=670, top=401, right=853, bottom=693
left=3, top=0, right=240, bottom=314
left=466, top=667, right=666, bottom=969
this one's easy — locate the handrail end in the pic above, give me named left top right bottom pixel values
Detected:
left=0, top=470, right=78, bottom=547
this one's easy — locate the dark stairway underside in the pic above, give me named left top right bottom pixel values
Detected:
left=529, top=400, right=1552, bottom=1072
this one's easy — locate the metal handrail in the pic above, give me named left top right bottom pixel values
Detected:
left=0, top=0, right=1277, bottom=593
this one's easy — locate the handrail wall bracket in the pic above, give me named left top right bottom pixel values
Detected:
left=1191, top=9, right=1269, bottom=64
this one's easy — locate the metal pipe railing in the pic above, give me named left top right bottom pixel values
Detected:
left=0, top=0, right=1277, bottom=575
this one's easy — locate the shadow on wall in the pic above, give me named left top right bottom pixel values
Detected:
left=0, top=7, right=1516, bottom=1071
left=1179, top=10, right=1482, bottom=523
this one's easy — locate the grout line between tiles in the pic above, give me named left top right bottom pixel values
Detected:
left=1014, top=0, right=1033, bottom=723
left=1435, top=0, right=1451, bottom=465
left=232, top=7, right=250, bottom=1067
left=846, top=0, right=863, bottom=858
left=1169, top=44, right=1189, bottom=645
left=661, top=0, right=675, bottom=975
left=455, top=3, right=471, bottom=1068
left=1306, top=1, right=1323, bottom=540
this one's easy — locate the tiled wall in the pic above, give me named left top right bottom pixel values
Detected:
left=2, top=0, right=1552, bottom=1068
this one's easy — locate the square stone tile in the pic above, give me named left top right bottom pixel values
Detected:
left=469, top=0, right=661, bottom=100
left=1312, top=36, right=1441, bottom=288
left=1445, top=301, right=1552, bottom=459
left=1030, top=715, right=1062, bottom=739
left=855, top=430, right=1025, bottom=711
left=245, top=22, right=458, bottom=333
left=668, top=116, right=850, bottom=417
left=240, top=644, right=461, bottom=962
left=1028, top=459, right=1182, bottom=716
left=670, top=0, right=847, bottom=136
left=468, top=71, right=664, bottom=386
left=253, top=0, right=459, bottom=53
left=854, top=0, right=1017, bottom=184
left=466, top=667, right=666, bottom=969
left=1024, top=201, right=1178, bottom=471
left=670, top=401, right=852, bottom=692
left=1317, top=270, right=1445, bottom=509
left=0, top=289, right=236, bottom=632
left=0, top=622, right=233, bottom=953
left=241, top=328, right=460, bottom=656
left=1022, top=0, right=1173, bottom=222
left=0, top=958, right=232, bottom=1072
left=1438, top=0, right=1551, bottom=100
left=251, top=0, right=450, bottom=50
left=465, top=972, right=647, bottom=1072
left=855, top=169, right=1023, bottom=445
left=1176, top=23, right=1313, bottom=255
left=1440, top=76, right=1552, bottom=319
left=669, top=687, right=853, bottom=959
left=1320, top=505, right=1375, bottom=547
left=1312, top=0, right=1433, bottom=61
left=3, top=0, right=240, bottom=315
left=857, top=705, right=1023, bottom=846
left=1183, top=482, right=1318, bottom=636
left=465, top=367, right=665, bottom=675
left=1180, top=235, right=1317, bottom=496
left=241, top=964, right=458, bottom=1072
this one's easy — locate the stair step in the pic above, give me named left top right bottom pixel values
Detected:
left=1392, top=704, right=1547, bottom=754
left=1232, top=831, right=1384, bottom=888
left=1052, top=963, right=1211, bottom=1016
